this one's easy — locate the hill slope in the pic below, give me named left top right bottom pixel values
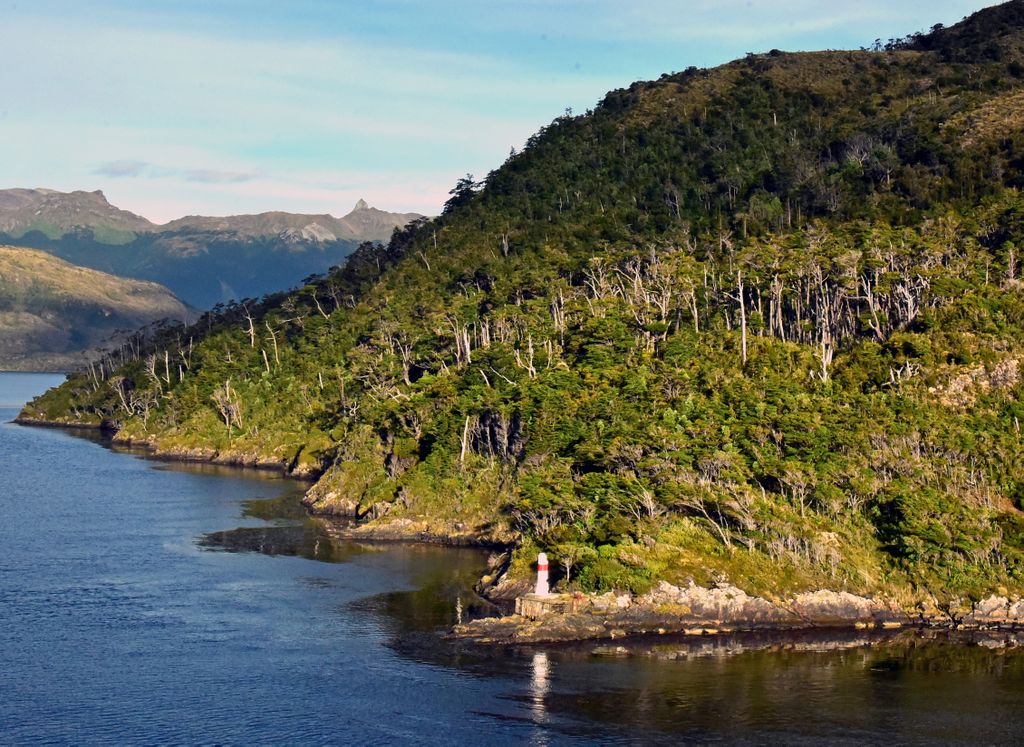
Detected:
left=22, top=1, right=1024, bottom=609
left=0, top=246, right=193, bottom=371
left=0, top=192, right=423, bottom=308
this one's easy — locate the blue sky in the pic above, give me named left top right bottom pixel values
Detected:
left=0, top=0, right=997, bottom=222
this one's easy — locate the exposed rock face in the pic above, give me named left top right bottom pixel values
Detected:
left=161, top=200, right=423, bottom=244
left=302, top=484, right=360, bottom=517
left=638, top=581, right=794, bottom=625
left=485, top=575, right=532, bottom=602
left=963, top=596, right=1024, bottom=625
left=101, top=434, right=322, bottom=480
left=789, top=589, right=903, bottom=624
left=931, top=357, right=1021, bottom=407
left=334, top=199, right=423, bottom=242
left=455, top=580, right=1024, bottom=644
left=0, top=188, right=58, bottom=211
left=632, top=582, right=908, bottom=628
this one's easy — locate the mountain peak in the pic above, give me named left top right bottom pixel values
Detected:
left=353, top=198, right=370, bottom=212
left=0, top=187, right=153, bottom=241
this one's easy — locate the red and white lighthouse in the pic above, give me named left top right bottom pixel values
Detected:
left=535, top=552, right=550, bottom=596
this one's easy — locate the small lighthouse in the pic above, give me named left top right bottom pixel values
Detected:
left=535, top=552, right=550, bottom=596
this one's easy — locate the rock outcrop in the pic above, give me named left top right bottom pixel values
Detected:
left=449, top=581, right=1024, bottom=645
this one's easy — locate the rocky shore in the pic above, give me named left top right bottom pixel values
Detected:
left=299, top=476, right=517, bottom=547
left=451, top=580, right=1024, bottom=645
left=315, top=516, right=511, bottom=548
left=13, top=414, right=324, bottom=479
left=109, top=435, right=324, bottom=479
left=12, top=415, right=106, bottom=431
left=15, top=414, right=514, bottom=550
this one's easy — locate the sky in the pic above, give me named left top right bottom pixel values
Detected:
left=0, top=0, right=1000, bottom=223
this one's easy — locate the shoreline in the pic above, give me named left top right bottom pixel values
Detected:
left=11, top=416, right=108, bottom=431
left=17, top=415, right=1024, bottom=649
left=13, top=415, right=323, bottom=479
left=14, top=414, right=507, bottom=549
left=113, top=436, right=324, bottom=480
left=451, top=580, right=1024, bottom=645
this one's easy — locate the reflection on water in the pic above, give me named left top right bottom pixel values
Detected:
left=199, top=522, right=367, bottom=562
left=200, top=497, right=502, bottom=632
left=531, top=651, right=550, bottom=727
left=537, top=631, right=1024, bottom=744
left=200, top=494, right=1024, bottom=744
left=198, top=502, right=369, bottom=564
left=239, top=493, right=315, bottom=522
left=0, top=371, right=65, bottom=408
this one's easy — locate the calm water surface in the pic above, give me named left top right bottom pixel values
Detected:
left=2, top=372, right=1024, bottom=744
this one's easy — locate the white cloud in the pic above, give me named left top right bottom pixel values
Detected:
left=183, top=169, right=259, bottom=184
left=0, top=9, right=613, bottom=218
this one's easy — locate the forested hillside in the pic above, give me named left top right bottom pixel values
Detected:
left=23, top=1, right=1024, bottom=604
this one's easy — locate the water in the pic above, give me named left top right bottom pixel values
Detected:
left=0, top=373, right=65, bottom=408
left=3, top=373, right=1024, bottom=744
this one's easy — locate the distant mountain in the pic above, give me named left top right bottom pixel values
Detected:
left=0, top=245, right=193, bottom=371
left=335, top=199, right=425, bottom=242
left=163, top=199, right=423, bottom=244
left=0, top=191, right=424, bottom=308
left=0, top=188, right=154, bottom=244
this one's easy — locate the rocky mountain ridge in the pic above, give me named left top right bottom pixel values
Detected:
left=162, top=199, right=422, bottom=244
left=0, top=188, right=421, bottom=244
left=0, top=190, right=424, bottom=308
left=0, top=189, right=155, bottom=244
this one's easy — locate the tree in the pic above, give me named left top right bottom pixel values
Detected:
left=443, top=174, right=481, bottom=215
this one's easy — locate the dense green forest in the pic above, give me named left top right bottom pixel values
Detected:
left=24, top=1, right=1024, bottom=604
